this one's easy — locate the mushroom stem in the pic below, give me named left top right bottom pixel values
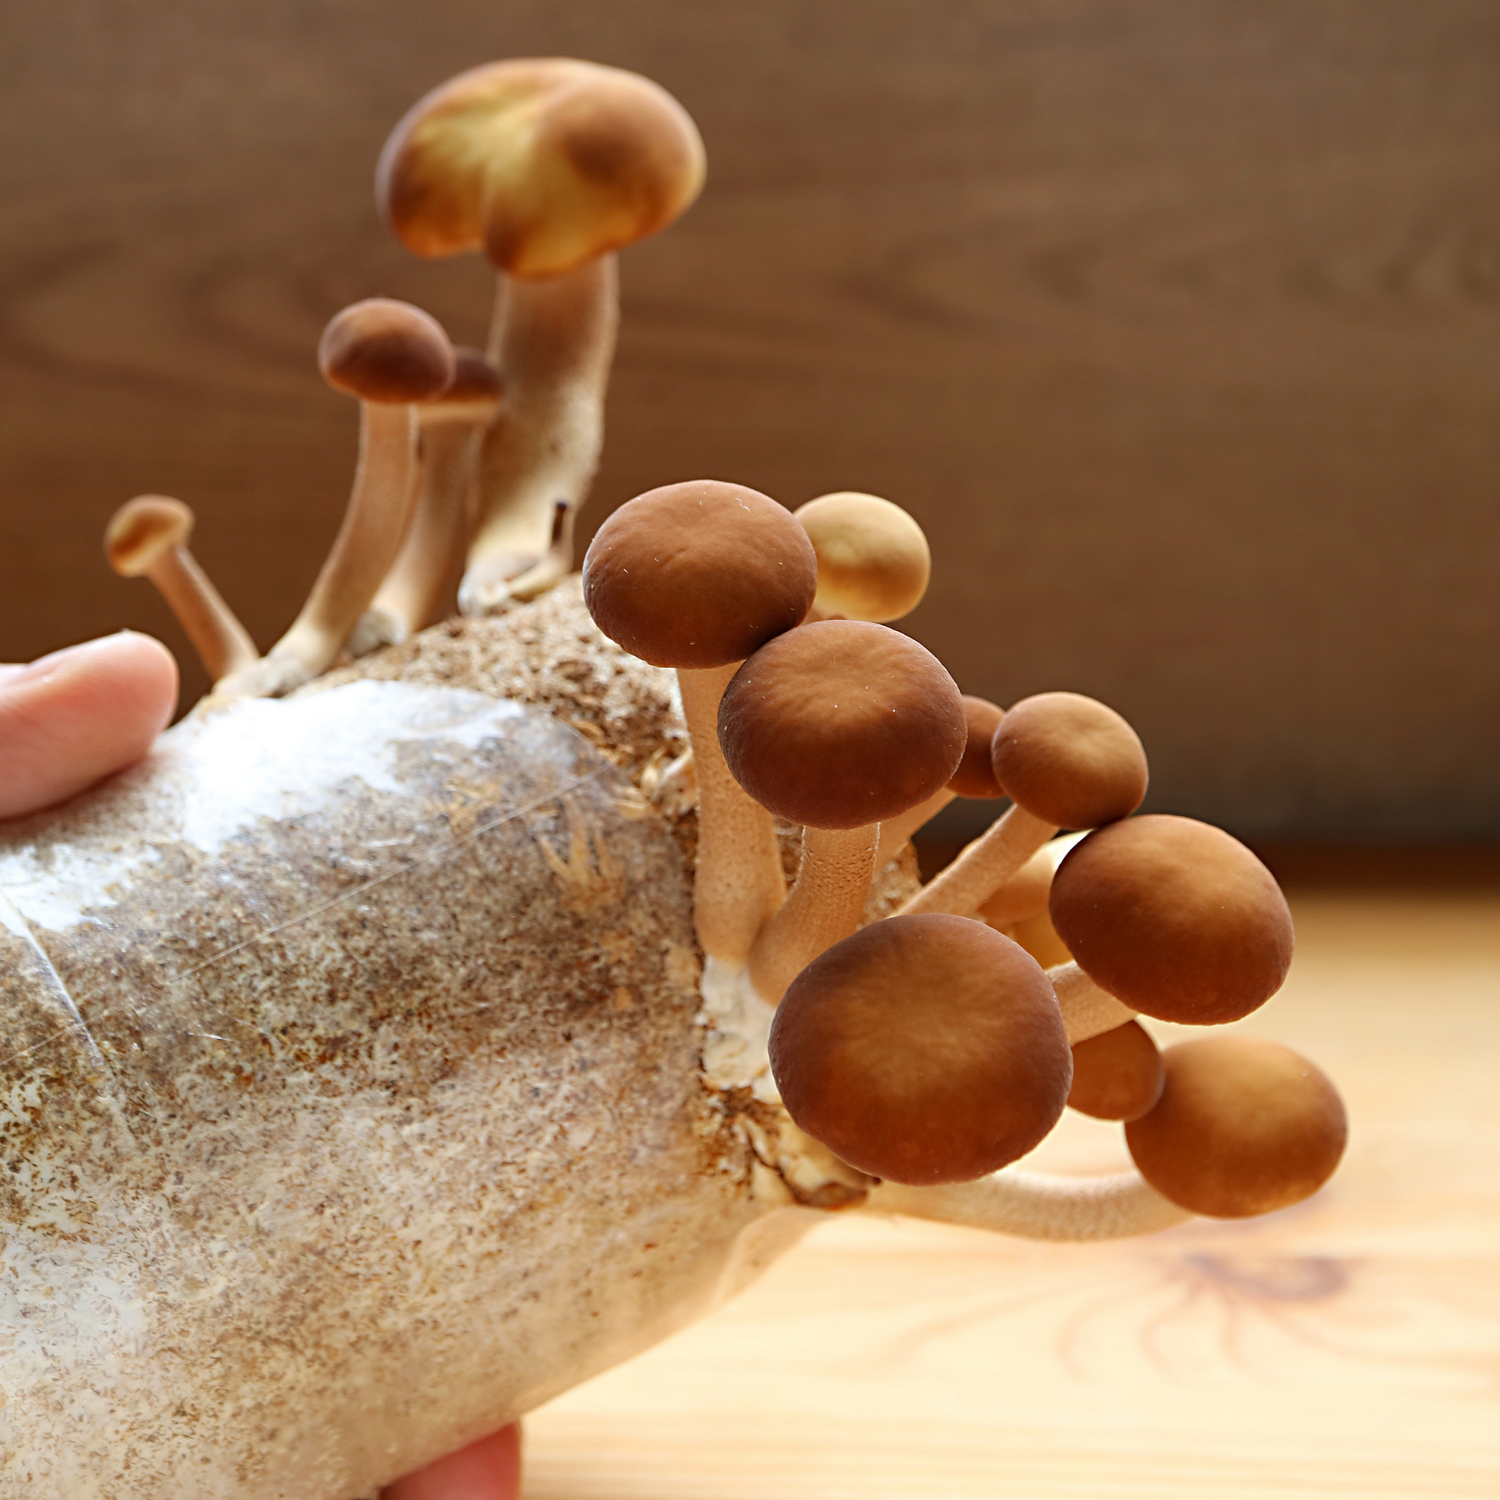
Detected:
left=147, top=547, right=259, bottom=682
left=459, top=258, right=617, bottom=615
left=897, top=803, right=1058, bottom=918
left=678, top=663, right=786, bottom=969
left=223, top=402, right=420, bottom=697
left=873, top=787, right=955, bottom=868
left=747, top=823, right=877, bottom=1006
left=862, top=1169, right=1189, bottom=1242
left=1050, top=960, right=1137, bottom=1045
left=349, top=418, right=482, bottom=655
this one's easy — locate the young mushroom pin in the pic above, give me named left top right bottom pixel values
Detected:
left=105, top=495, right=258, bottom=684
left=718, top=620, right=967, bottom=1004
left=219, top=298, right=455, bottom=697
left=901, top=690, right=1148, bottom=918
left=378, top=59, right=705, bottom=615
left=582, top=479, right=817, bottom=978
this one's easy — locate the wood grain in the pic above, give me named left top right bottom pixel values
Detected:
left=519, top=889, right=1500, bottom=1498
left=2, top=2, right=1499, bottom=836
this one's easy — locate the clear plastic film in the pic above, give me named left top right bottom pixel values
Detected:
left=0, top=681, right=775, bottom=1500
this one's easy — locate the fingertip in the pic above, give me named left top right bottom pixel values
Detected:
left=380, top=1425, right=523, bottom=1500
left=0, top=632, right=180, bottom=820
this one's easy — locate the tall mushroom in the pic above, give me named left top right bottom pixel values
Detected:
left=349, top=346, right=504, bottom=656
left=377, top=59, right=705, bottom=615
left=768, top=914, right=1073, bottom=1184
left=582, top=479, right=817, bottom=979
left=218, top=299, right=455, bottom=698
left=717, top=620, right=967, bottom=1004
left=900, top=690, right=1148, bottom=917
left=105, top=495, right=258, bottom=683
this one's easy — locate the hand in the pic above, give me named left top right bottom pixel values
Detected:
left=0, top=632, right=177, bottom=820
left=0, top=633, right=524, bottom=1498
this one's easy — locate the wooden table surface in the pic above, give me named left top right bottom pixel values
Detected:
left=519, top=889, right=1500, bottom=1498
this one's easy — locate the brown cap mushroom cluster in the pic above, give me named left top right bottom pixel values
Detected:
left=104, top=54, right=1345, bottom=1241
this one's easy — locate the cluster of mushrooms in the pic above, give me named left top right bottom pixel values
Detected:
left=104, top=57, right=1345, bottom=1228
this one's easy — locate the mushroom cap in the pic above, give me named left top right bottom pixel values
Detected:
left=1125, top=1036, right=1347, bottom=1218
left=1067, top=1020, right=1164, bottom=1122
left=582, top=480, right=817, bottom=669
left=989, top=691, right=1148, bottom=829
left=769, top=914, right=1073, bottom=1185
left=318, top=299, right=456, bottom=405
left=949, top=695, right=1005, bottom=798
left=106, top=495, right=193, bottom=577
left=718, top=621, right=966, bottom=829
left=1049, top=814, right=1294, bottom=1025
left=793, top=491, right=931, bottom=623
left=419, top=345, right=503, bottom=426
left=377, top=58, right=705, bottom=277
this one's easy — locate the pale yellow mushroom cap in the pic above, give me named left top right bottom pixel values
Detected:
left=106, top=495, right=193, bottom=577
left=377, top=58, right=706, bottom=277
left=794, top=491, right=932, bottom=623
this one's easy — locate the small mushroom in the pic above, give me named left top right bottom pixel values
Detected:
left=901, top=691, right=1148, bottom=917
left=1125, top=1036, right=1347, bottom=1217
left=873, top=693, right=1004, bottom=868
left=793, top=491, right=931, bottom=624
left=768, top=914, right=1073, bottom=1184
left=378, top=59, right=705, bottom=615
left=582, top=479, right=817, bottom=971
left=717, top=620, right=966, bottom=1002
left=1067, top=1020, right=1164, bottom=1122
left=219, top=299, right=455, bottom=698
left=349, top=347, right=504, bottom=656
left=105, top=496, right=258, bottom=683
left=1049, top=814, right=1294, bottom=1025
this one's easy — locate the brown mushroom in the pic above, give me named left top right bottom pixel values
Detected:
left=379, top=59, right=704, bottom=615
left=349, top=347, right=504, bottom=655
left=768, top=914, right=1073, bottom=1184
left=105, top=496, right=258, bottom=683
left=873, top=694, right=1004, bottom=868
left=1067, top=1020, right=1164, bottom=1122
left=718, top=620, right=966, bottom=1002
left=219, top=299, right=455, bottom=698
left=582, top=479, right=817, bottom=970
left=1049, top=814, right=1294, bottom=1025
left=1125, top=1036, right=1347, bottom=1218
left=793, top=491, right=931, bottom=624
left=901, top=691, right=1148, bottom=917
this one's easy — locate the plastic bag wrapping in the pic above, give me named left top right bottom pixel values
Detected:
left=0, top=680, right=789, bottom=1500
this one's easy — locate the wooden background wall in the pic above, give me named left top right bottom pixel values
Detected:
left=2, top=1, right=1497, bottom=840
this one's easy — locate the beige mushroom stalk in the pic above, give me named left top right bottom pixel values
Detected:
left=900, top=690, right=1148, bottom=917
left=349, top=347, right=504, bottom=656
left=377, top=59, right=705, bottom=615
left=105, top=495, right=258, bottom=683
left=582, top=479, right=817, bottom=976
left=717, top=620, right=966, bottom=1005
left=219, top=299, right=455, bottom=698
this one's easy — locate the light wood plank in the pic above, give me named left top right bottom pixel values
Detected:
left=520, top=891, right=1500, bottom=1498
